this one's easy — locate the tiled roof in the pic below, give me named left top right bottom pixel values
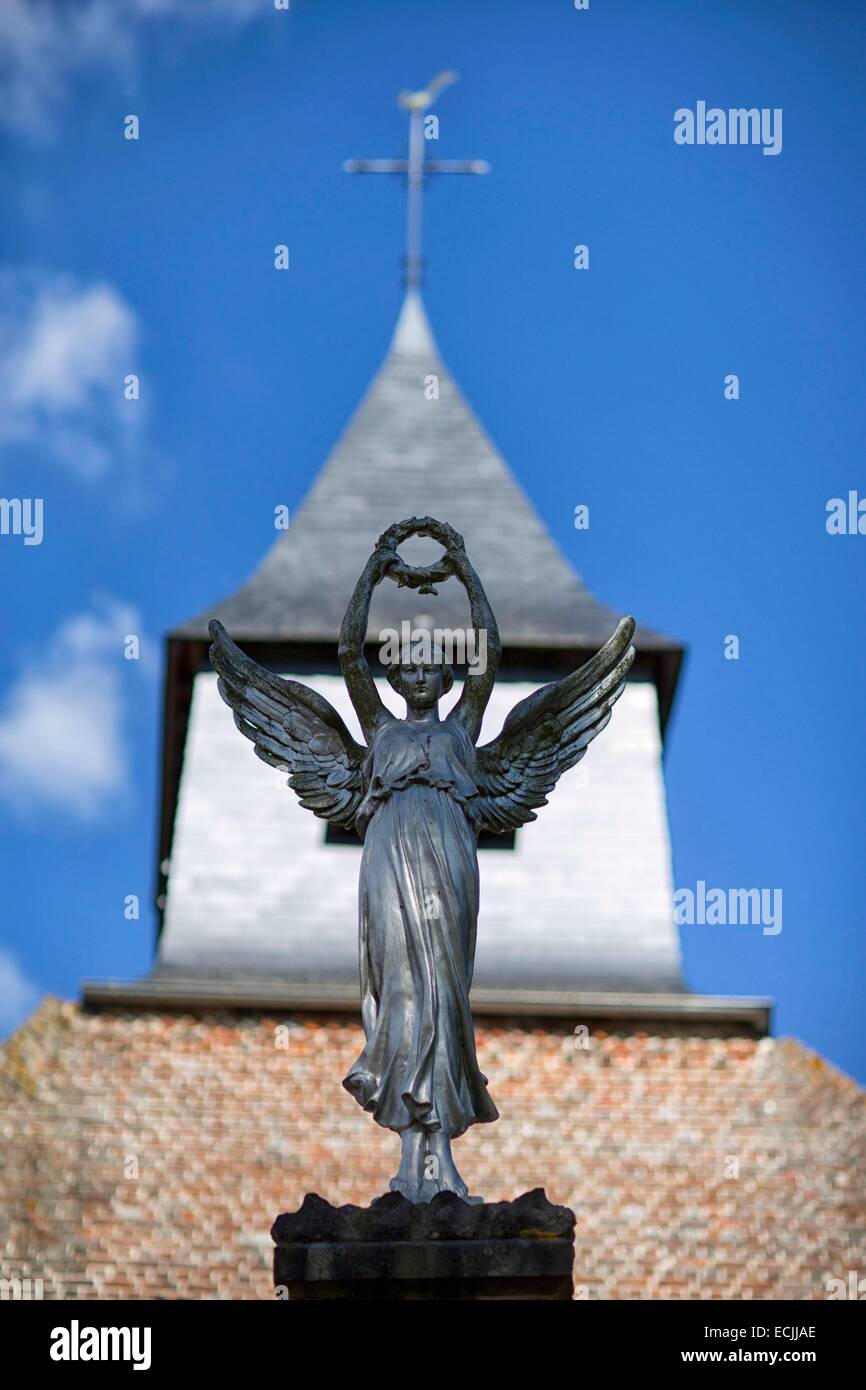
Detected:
left=174, top=293, right=679, bottom=654
left=2, top=999, right=863, bottom=1300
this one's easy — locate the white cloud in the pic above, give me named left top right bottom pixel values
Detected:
left=0, top=948, right=41, bottom=1034
left=0, top=0, right=269, bottom=140
left=0, top=594, right=154, bottom=821
left=0, top=268, right=141, bottom=479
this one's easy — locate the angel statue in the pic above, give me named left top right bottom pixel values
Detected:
left=209, top=517, right=635, bottom=1204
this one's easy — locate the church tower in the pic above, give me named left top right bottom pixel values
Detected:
left=148, top=72, right=691, bottom=1010
left=153, top=287, right=687, bottom=1005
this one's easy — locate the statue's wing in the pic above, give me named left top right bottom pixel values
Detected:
left=474, top=617, right=636, bottom=834
left=208, top=619, right=367, bottom=828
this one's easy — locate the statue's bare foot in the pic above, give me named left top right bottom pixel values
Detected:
left=437, top=1165, right=469, bottom=1200
left=390, top=1124, right=429, bottom=1202
left=389, top=1175, right=427, bottom=1202
left=425, top=1132, right=471, bottom=1201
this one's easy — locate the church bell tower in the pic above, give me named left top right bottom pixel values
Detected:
left=151, top=77, right=687, bottom=1012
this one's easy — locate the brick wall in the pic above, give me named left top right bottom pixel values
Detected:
left=1, top=999, right=863, bottom=1300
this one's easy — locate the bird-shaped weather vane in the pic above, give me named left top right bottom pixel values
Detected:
left=343, top=72, right=490, bottom=287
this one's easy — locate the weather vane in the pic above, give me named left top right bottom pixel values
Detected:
left=343, top=72, right=490, bottom=287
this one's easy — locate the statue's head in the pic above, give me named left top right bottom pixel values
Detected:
left=386, top=644, right=454, bottom=712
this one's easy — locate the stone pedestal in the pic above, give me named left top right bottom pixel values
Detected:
left=271, top=1187, right=575, bottom=1300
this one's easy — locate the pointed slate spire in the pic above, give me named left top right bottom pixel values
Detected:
left=176, top=292, right=678, bottom=667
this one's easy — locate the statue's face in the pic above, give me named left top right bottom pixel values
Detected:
left=396, top=661, right=445, bottom=712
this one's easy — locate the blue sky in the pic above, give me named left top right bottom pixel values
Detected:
left=0, top=0, right=863, bottom=1082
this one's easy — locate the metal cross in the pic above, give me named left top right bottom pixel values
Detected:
left=344, top=72, right=489, bottom=288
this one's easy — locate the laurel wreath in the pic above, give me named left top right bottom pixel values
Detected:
left=376, top=516, right=465, bottom=595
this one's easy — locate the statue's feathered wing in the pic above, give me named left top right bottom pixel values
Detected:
left=208, top=619, right=367, bottom=828
left=473, top=617, right=636, bottom=835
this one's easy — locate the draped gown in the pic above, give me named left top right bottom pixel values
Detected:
left=342, top=715, right=499, bottom=1138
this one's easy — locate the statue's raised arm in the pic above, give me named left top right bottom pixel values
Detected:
left=337, top=541, right=402, bottom=742
left=440, top=527, right=501, bottom=743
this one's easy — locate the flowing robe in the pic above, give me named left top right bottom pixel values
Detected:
left=342, top=715, right=499, bottom=1137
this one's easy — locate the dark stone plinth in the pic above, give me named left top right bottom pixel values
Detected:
left=271, top=1187, right=575, bottom=1300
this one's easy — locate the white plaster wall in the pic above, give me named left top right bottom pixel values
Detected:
left=159, top=674, right=682, bottom=992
